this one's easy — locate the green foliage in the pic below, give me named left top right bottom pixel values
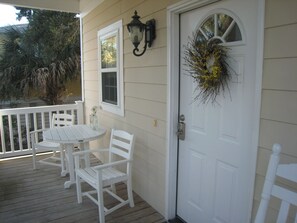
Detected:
left=0, top=26, right=29, bottom=100
left=0, top=8, right=80, bottom=105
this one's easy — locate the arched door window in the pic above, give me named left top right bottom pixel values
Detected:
left=196, top=13, right=243, bottom=44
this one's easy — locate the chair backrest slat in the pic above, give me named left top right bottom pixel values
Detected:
left=51, top=113, right=74, bottom=128
left=109, top=129, right=134, bottom=161
left=272, top=185, right=297, bottom=206
left=277, top=164, right=297, bottom=183
left=112, top=138, right=131, bottom=151
left=111, top=147, right=130, bottom=159
left=112, top=129, right=133, bottom=141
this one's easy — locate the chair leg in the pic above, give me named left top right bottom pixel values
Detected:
left=76, top=174, right=82, bottom=204
left=127, top=178, right=134, bottom=207
left=65, top=150, right=69, bottom=173
left=111, top=184, right=116, bottom=194
left=32, top=147, right=37, bottom=170
left=60, top=149, right=67, bottom=177
left=97, top=185, right=105, bottom=223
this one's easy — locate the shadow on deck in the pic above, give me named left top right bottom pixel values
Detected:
left=0, top=154, right=166, bottom=223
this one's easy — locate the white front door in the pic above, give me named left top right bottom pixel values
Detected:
left=177, top=1, right=259, bottom=222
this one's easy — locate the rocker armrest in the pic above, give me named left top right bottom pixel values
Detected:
left=73, top=148, right=109, bottom=157
left=93, top=159, right=132, bottom=171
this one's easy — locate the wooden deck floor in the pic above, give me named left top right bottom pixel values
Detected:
left=0, top=154, right=166, bottom=223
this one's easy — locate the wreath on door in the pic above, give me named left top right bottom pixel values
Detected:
left=184, top=35, right=231, bottom=104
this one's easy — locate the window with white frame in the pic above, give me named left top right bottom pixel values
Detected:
left=98, top=20, right=124, bottom=116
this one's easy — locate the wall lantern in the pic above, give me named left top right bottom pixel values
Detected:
left=127, top=11, right=156, bottom=57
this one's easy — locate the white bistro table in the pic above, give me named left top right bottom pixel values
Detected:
left=43, top=125, right=106, bottom=188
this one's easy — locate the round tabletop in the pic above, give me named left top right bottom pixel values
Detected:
left=43, top=124, right=106, bottom=144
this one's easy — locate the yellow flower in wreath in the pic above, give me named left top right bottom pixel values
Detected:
left=184, top=38, right=231, bottom=104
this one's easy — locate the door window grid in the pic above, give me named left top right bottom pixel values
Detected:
left=196, top=13, right=242, bottom=44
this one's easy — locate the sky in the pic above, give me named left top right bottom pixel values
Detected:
left=0, top=4, right=28, bottom=27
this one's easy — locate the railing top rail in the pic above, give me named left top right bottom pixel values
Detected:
left=0, top=101, right=82, bottom=116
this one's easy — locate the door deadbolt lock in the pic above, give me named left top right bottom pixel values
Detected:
left=177, top=114, right=185, bottom=140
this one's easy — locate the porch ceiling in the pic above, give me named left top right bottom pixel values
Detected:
left=0, top=0, right=104, bottom=15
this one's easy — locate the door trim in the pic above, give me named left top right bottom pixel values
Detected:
left=165, top=0, right=265, bottom=221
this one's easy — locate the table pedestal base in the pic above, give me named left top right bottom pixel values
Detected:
left=64, top=180, right=75, bottom=189
left=61, top=170, right=68, bottom=177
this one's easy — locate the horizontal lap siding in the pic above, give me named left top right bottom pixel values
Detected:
left=82, top=0, right=180, bottom=216
left=262, top=58, right=297, bottom=91
left=252, top=0, right=297, bottom=221
left=125, top=97, right=166, bottom=121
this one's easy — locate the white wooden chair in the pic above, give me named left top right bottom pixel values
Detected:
left=74, top=129, right=135, bottom=223
left=254, top=144, right=297, bottom=223
left=30, top=113, right=75, bottom=176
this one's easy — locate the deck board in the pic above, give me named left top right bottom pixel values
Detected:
left=0, top=154, right=167, bottom=223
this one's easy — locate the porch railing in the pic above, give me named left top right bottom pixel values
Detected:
left=0, top=101, right=84, bottom=158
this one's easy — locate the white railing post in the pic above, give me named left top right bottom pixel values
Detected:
left=8, top=114, right=14, bottom=152
left=0, top=114, right=5, bottom=154
left=25, top=113, right=30, bottom=151
left=17, top=114, right=23, bottom=151
left=75, top=101, right=84, bottom=125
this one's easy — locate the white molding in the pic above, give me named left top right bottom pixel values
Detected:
left=167, top=0, right=219, bottom=12
left=80, top=17, right=85, bottom=102
left=97, top=20, right=124, bottom=117
left=166, top=1, right=220, bottom=219
left=0, top=0, right=103, bottom=15
left=247, top=0, right=265, bottom=222
left=0, top=0, right=80, bottom=13
left=165, top=6, right=180, bottom=219
left=165, top=0, right=264, bottom=221
left=79, top=0, right=104, bottom=17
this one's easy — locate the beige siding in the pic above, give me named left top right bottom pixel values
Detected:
left=252, top=0, right=297, bottom=221
left=124, top=66, right=167, bottom=84
left=262, top=58, right=297, bottom=91
left=264, top=24, right=297, bottom=58
left=265, top=0, right=297, bottom=28
left=82, top=0, right=180, bottom=216
left=82, top=0, right=297, bottom=220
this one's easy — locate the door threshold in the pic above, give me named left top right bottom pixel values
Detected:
left=168, top=216, right=186, bottom=223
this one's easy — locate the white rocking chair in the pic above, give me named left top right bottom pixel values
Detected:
left=30, top=113, right=75, bottom=176
left=74, top=129, right=135, bottom=223
left=254, top=144, right=297, bottom=223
